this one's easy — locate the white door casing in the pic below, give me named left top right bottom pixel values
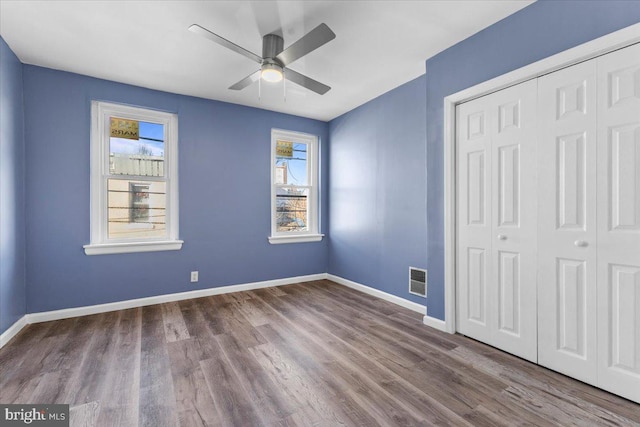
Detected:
left=596, top=42, right=640, bottom=403
left=537, top=59, right=598, bottom=384
left=456, top=79, right=538, bottom=363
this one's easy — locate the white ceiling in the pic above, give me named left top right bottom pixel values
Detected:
left=0, top=1, right=532, bottom=121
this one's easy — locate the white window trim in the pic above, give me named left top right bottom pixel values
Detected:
left=269, top=128, right=323, bottom=244
left=84, top=101, right=182, bottom=255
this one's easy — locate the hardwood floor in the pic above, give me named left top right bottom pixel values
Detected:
left=1, top=280, right=638, bottom=426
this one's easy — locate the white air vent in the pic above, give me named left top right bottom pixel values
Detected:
left=409, top=267, right=427, bottom=297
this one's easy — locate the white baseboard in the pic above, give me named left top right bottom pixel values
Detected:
left=0, top=273, right=326, bottom=349
left=327, top=274, right=426, bottom=315
left=422, top=314, right=448, bottom=332
left=0, top=315, right=28, bottom=348
left=26, top=273, right=327, bottom=325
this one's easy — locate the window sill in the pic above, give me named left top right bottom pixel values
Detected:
left=84, top=240, right=184, bottom=255
left=268, top=234, right=324, bottom=245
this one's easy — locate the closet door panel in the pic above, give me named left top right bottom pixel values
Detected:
left=537, top=59, right=598, bottom=383
left=457, top=98, right=493, bottom=343
left=490, top=79, right=538, bottom=362
left=457, top=80, right=538, bottom=363
left=596, top=42, right=640, bottom=403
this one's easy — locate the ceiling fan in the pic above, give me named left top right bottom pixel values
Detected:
left=188, top=23, right=336, bottom=95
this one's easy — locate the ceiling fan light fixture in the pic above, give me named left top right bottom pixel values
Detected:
left=190, top=22, right=334, bottom=94
left=261, top=63, right=283, bottom=83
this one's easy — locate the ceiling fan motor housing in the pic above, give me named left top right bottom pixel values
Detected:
left=262, top=34, right=284, bottom=63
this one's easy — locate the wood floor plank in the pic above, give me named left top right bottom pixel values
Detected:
left=0, top=372, right=42, bottom=404
left=37, top=315, right=110, bottom=406
left=502, top=384, right=619, bottom=426
left=198, top=296, right=266, bottom=349
left=2, top=280, right=638, bottom=427
left=69, top=401, right=100, bottom=427
left=215, top=333, right=295, bottom=424
left=473, top=403, right=555, bottom=427
left=175, top=298, right=202, bottom=332
left=162, top=302, right=191, bottom=343
left=218, top=290, right=256, bottom=303
left=254, top=323, right=383, bottom=427
left=177, top=300, right=225, bottom=362
left=249, top=342, right=357, bottom=426
left=95, top=307, right=142, bottom=427
left=190, top=297, right=225, bottom=336
left=262, top=286, right=288, bottom=297
left=232, top=298, right=271, bottom=327
left=66, top=311, right=121, bottom=406
left=167, top=338, right=222, bottom=427
left=54, top=314, right=103, bottom=373
left=138, top=304, right=179, bottom=427
left=199, top=353, right=265, bottom=427
left=28, top=370, right=65, bottom=404
left=1, top=329, right=75, bottom=402
left=43, top=317, right=77, bottom=338
left=0, top=321, right=56, bottom=373
left=322, top=359, right=430, bottom=426
left=191, top=295, right=266, bottom=349
left=0, top=322, right=56, bottom=403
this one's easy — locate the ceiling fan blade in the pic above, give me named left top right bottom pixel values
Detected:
left=276, top=23, right=336, bottom=67
left=229, top=70, right=261, bottom=90
left=285, top=69, right=331, bottom=95
left=189, top=24, right=262, bottom=64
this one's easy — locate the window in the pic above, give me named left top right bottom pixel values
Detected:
left=84, top=101, right=182, bottom=255
left=269, top=129, right=323, bottom=244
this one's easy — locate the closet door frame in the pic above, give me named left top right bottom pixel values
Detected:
left=436, top=23, right=640, bottom=334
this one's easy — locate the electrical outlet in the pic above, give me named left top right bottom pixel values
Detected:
left=190, top=271, right=199, bottom=283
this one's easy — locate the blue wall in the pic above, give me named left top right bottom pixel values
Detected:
left=328, top=76, right=428, bottom=306
left=425, top=1, right=640, bottom=320
left=0, top=37, right=26, bottom=334
left=23, top=66, right=329, bottom=313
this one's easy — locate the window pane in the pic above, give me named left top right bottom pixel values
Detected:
left=107, top=179, right=166, bottom=239
left=109, top=119, right=165, bottom=176
left=276, top=187, right=308, bottom=232
left=275, top=141, right=307, bottom=186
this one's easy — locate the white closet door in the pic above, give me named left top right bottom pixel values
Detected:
left=457, top=94, right=493, bottom=346
left=457, top=79, right=538, bottom=362
left=490, top=80, right=538, bottom=361
left=596, top=42, right=640, bottom=403
left=537, top=60, right=598, bottom=383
